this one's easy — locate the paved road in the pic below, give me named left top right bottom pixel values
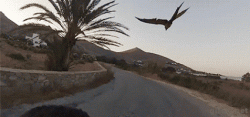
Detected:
left=77, top=68, right=227, bottom=117
left=1, top=67, right=229, bottom=117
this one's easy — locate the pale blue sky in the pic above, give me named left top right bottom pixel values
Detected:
left=1, top=0, right=249, bottom=77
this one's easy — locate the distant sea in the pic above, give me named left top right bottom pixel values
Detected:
left=220, top=76, right=243, bottom=81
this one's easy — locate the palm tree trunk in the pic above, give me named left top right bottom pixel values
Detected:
left=61, top=32, right=75, bottom=71
left=61, top=45, right=71, bottom=71
left=61, top=22, right=78, bottom=71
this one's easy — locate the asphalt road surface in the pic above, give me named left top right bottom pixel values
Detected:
left=1, top=67, right=229, bottom=117
left=78, top=68, right=228, bottom=117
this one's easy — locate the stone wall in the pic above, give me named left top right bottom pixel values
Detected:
left=0, top=62, right=107, bottom=95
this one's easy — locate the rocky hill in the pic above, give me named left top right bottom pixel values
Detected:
left=73, top=41, right=192, bottom=70
left=0, top=11, right=18, bottom=34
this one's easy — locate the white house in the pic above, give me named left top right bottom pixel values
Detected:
left=25, top=33, right=47, bottom=47
left=220, top=75, right=243, bottom=81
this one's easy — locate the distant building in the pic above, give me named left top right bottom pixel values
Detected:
left=133, top=60, right=143, bottom=67
left=220, top=75, right=243, bottom=81
left=191, top=73, right=207, bottom=77
left=25, top=33, right=47, bottom=47
left=164, top=61, right=178, bottom=69
left=164, top=61, right=191, bottom=74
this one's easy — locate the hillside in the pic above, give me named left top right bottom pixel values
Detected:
left=73, top=41, right=123, bottom=60
left=0, top=38, right=47, bottom=70
left=0, top=38, right=101, bottom=71
left=0, top=11, right=18, bottom=34
left=119, top=47, right=173, bottom=66
left=0, top=11, right=193, bottom=71
left=73, top=42, right=192, bottom=70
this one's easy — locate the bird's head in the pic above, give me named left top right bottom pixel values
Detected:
left=164, top=23, right=172, bottom=30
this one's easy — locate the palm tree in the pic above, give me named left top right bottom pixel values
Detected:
left=14, top=0, right=129, bottom=71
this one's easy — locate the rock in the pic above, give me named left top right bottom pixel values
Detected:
left=20, top=105, right=90, bottom=117
left=42, top=80, right=50, bottom=87
left=15, top=72, right=22, bottom=77
left=38, top=75, right=46, bottom=81
left=23, top=73, right=31, bottom=81
left=9, top=76, right=17, bottom=80
left=0, top=80, right=7, bottom=86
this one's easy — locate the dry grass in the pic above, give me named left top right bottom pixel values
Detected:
left=155, top=73, right=250, bottom=115
left=0, top=38, right=101, bottom=71
left=0, top=63, right=114, bottom=109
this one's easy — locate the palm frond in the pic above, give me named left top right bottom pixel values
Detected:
left=56, top=0, right=71, bottom=23
left=84, top=21, right=129, bottom=32
left=91, top=29, right=129, bottom=37
left=89, top=17, right=114, bottom=26
left=32, top=12, right=67, bottom=32
left=85, top=35, right=122, bottom=45
left=20, top=3, right=51, bottom=13
left=23, top=17, right=53, bottom=24
left=90, top=34, right=119, bottom=38
left=49, top=0, right=61, bottom=15
left=86, top=0, right=101, bottom=12
left=84, top=1, right=117, bottom=24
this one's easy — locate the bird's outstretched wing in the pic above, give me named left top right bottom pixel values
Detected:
left=135, top=17, right=167, bottom=25
left=170, top=2, right=184, bottom=21
left=175, top=7, right=190, bottom=20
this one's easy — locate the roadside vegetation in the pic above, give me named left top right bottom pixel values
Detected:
left=6, top=53, right=26, bottom=61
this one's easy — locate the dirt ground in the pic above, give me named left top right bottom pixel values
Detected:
left=0, top=38, right=101, bottom=71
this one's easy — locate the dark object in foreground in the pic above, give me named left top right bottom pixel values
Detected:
left=136, top=2, right=189, bottom=30
left=21, top=105, right=90, bottom=117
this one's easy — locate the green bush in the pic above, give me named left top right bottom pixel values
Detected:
left=7, top=53, right=26, bottom=61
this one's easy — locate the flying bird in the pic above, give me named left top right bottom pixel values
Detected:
left=136, top=2, right=189, bottom=30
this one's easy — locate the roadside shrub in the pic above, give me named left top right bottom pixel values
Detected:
left=157, top=73, right=170, bottom=80
left=81, top=54, right=96, bottom=63
left=0, top=33, right=9, bottom=39
left=147, top=61, right=161, bottom=74
left=178, top=77, right=192, bottom=88
left=96, top=56, right=108, bottom=62
left=162, top=67, right=176, bottom=73
left=26, top=54, right=31, bottom=59
left=116, top=59, right=128, bottom=70
left=6, top=53, right=26, bottom=61
left=5, top=39, right=14, bottom=46
left=170, top=75, right=181, bottom=84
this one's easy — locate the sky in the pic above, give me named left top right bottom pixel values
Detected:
left=0, top=0, right=249, bottom=77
